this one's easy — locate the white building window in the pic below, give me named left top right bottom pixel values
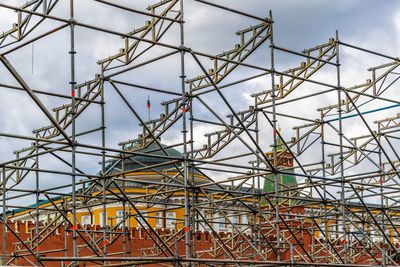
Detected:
left=230, top=213, right=238, bottom=227
left=241, top=214, right=248, bottom=225
left=99, top=212, right=107, bottom=227
left=116, top=210, right=124, bottom=226
left=319, top=223, right=325, bottom=238
left=330, top=224, right=336, bottom=240
left=156, top=212, right=163, bottom=228
left=219, top=216, right=225, bottom=230
left=198, top=210, right=207, bottom=231
left=136, top=215, right=146, bottom=228
left=205, top=211, right=212, bottom=231
left=81, top=215, right=91, bottom=225
left=166, top=212, right=176, bottom=228
left=214, top=213, right=225, bottom=231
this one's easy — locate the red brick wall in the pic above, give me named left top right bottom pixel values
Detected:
left=0, top=219, right=391, bottom=266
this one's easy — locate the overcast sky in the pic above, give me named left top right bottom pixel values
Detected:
left=1, top=0, right=400, bottom=205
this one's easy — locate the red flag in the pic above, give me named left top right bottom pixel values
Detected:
left=146, top=96, right=151, bottom=109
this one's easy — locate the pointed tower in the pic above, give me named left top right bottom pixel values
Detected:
left=263, top=129, right=297, bottom=198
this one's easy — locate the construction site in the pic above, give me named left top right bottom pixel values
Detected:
left=1, top=0, right=400, bottom=266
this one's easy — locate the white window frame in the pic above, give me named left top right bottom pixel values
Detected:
left=230, top=213, right=238, bottom=227
left=198, top=210, right=206, bottom=231
left=214, top=213, right=225, bottom=231
left=330, top=224, right=336, bottom=240
left=241, top=214, right=248, bottom=225
left=166, top=212, right=176, bottom=228
left=136, top=215, right=146, bottom=228
left=99, top=212, right=107, bottom=227
left=319, top=222, right=325, bottom=238
left=219, top=216, right=225, bottom=230
left=81, top=215, right=91, bottom=225
left=116, top=210, right=124, bottom=226
left=156, top=212, right=163, bottom=228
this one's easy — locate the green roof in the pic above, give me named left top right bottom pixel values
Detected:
left=6, top=196, right=62, bottom=216
left=7, top=144, right=197, bottom=216
left=107, top=142, right=201, bottom=175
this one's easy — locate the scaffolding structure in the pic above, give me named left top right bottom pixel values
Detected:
left=1, top=0, right=400, bottom=266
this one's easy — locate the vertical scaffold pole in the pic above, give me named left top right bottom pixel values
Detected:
left=101, top=68, right=107, bottom=260
left=179, top=0, right=191, bottom=264
left=255, top=93, right=262, bottom=253
left=378, top=124, right=386, bottom=266
left=269, top=10, right=280, bottom=261
left=2, top=168, right=6, bottom=265
left=35, top=138, right=40, bottom=266
left=320, top=110, right=328, bottom=263
left=69, top=0, right=77, bottom=265
left=122, top=154, right=127, bottom=258
left=335, top=30, right=347, bottom=264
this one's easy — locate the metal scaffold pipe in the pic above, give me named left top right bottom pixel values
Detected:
left=0, top=1, right=400, bottom=266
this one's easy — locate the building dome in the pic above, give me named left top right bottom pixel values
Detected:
left=108, top=142, right=184, bottom=173
left=106, top=142, right=206, bottom=184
